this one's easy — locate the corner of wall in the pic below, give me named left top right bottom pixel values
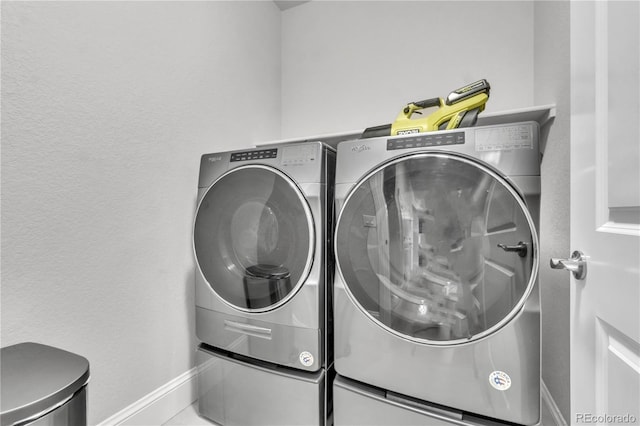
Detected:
left=533, top=0, right=571, bottom=423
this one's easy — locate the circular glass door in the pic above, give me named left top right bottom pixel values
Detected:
left=194, top=165, right=314, bottom=312
left=335, top=153, right=538, bottom=344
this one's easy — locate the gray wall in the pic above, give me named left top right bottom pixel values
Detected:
left=534, top=1, right=571, bottom=422
left=281, top=1, right=535, bottom=137
left=0, top=2, right=281, bottom=423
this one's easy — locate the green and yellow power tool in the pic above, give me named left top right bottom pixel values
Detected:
left=361, top=79, right=491, bottom=139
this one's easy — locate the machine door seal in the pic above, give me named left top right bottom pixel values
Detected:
left=194, top=165, right=315, bottom=312
left=335, top=152, right=539, bottom=345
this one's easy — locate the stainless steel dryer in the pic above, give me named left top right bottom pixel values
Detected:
left=194, top=141, right=335, bottom=372
left=333, top=122, right=541, bottom=425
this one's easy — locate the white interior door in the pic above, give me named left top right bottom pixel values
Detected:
left=569, top=1, right=640, bottom=425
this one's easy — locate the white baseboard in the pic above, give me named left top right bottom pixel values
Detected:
left=541, top=379, right=568, bottom=426
left=98, top=367, right=198, bottom=426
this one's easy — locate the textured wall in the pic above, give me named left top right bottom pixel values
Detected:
left=0, top=2, right=280, bottom=423
left=281, top=1, right=535, bottom=138
left=534, top=1, right=571, bottom=422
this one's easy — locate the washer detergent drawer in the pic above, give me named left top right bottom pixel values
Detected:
left=196, top=345, right=326, bottom=426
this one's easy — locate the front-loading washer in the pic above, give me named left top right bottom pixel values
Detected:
left=333, top=122, right=541, bottom=425
left=193, top=141, right=335, bottom=373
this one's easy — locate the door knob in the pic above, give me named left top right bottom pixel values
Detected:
left=550, top=250, right=588, bottom=280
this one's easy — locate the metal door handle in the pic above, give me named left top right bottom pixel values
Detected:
left=497, top=241, right=528, bottom=257
left=550, top=250, right=588, bottom=280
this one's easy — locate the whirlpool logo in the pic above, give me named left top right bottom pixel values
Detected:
left=351, top=144, right=371, bottom=153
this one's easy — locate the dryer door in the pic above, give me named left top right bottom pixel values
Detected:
left=335, top=152, right=538, bottom=344
left=194, top=165, right=314, bottom=312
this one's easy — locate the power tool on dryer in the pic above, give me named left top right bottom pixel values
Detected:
left=361, top=79, right=491, bottom=139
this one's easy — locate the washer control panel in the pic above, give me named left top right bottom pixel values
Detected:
left=230, top=148, right=278, bottom=162
left=475, top=124, right=534, bottom=151
left=281, top=144, right=317, bottom=165
left=387, top=131, right=465, bottom=150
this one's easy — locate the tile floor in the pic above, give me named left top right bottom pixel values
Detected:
left=163, top=403, right=212, bottom=426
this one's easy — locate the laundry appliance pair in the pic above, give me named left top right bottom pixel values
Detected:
left=193, top=142, right=335, bottom=426
left=193, top=121, right=542, bottom=426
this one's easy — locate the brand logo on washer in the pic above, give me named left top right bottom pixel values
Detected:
left=351, top=144, right=371, bottom=153
left=489, top=371, right=512, bottom=391
left=207, top=156, right=222, bottom=162
left=299, top=351, right=314, bottom=367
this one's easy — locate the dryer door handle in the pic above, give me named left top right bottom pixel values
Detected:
left=497, top=241, right=528, bottom=257
left=224, top=320, right=272, bottom=339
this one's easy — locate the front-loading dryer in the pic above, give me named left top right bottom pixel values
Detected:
left=333, top=122, right=541, bottom=425
left=194, top=141, right=335, bottom=373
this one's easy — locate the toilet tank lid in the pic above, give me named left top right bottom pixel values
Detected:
left=1, top=342, right=90, bottom=426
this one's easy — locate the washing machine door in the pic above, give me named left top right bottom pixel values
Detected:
left=194, top=165, right=314, bottom=312
left=335, top=152, right=538, bottom=344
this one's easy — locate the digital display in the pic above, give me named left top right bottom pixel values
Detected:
left=281, top=145, right=317, bottom=165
